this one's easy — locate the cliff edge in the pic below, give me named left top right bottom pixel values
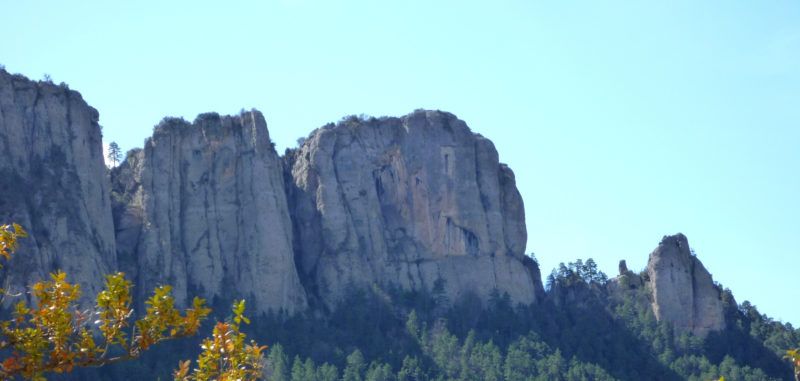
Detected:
left=287, top=111, right=544, bottom=307
left=113, top=111, right=307, bottom=314
left=0, top=70, right=116, bottom=303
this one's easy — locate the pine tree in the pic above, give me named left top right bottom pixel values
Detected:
left=266, top=343, right=291, bottom=381
left=316, top=363, right=339, bottom=381
left=397, top=356, right=425, bottom=381
left=343, top=349, right=366, bottom=381
left=365, top=362, right=394, bottom=381
left=291, top=356, right=305, bottom=381
left=107, top=141, right=122, bottom=167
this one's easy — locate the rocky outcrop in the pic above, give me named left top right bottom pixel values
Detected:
left=114, top=112, right=307, bottom=314
left=646, top=234, right=725, bottom=336
left=0, top=71, right=543, bottom=316
left=2, top=69, right=736, bottom=329
left=0, top=70, right=116, bottom=302
left=288, top=111, right=544, bottom=307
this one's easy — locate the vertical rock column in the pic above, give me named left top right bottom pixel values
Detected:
left=126, top=111, right=307, bottom=314
left=647, top=234, right=725, bottom=336
left=0, top=70, right=116, bottom=302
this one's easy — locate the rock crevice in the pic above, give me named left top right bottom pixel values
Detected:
left=114, top=111, right=307, bottom=314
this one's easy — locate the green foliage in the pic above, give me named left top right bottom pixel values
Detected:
left=3, top=222, right=797, bottom=381
left=242, top=260, right=797, bottom=381
left=0, top=223, right=27, bottom=266
left=266, top=343, right=291, bottom=381
left=784, top=348, right=800, bottom=381
left=548, top=258, right=609, bottom=290
left=365, top=362, right=394, bottom=381
left=317, top=362, right=340, bottom=381
left=106, top=142, right=122, bottom=167
left=0, top=266, right=210, bottom=380
left=397, top=356, right=425, bottom=381
left=343, top=349, right=366, bottom=381
left=0, top=214, right=277, bottom=381
left=173, top=300, right=266, bottom=381
left=290, top=356, right=318, bottom=381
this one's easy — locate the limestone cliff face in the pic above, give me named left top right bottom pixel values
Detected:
left=646, top=234, right=725, bottom=336
left=2, top=70, right=736, bottom=326
left=0, top=70, right=116, bottom=302
left=115, top=111, right=307, bottom=314
left=288, top=111, right=543, bottom=307
left=0, top=70, right=544, bottom=315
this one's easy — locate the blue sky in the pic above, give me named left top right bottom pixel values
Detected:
left=2, top=1, right=798, bottom=324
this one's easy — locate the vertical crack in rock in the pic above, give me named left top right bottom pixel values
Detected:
left=290, top=110, right=544, bottom=307
left=646, top=233, right=725, bottom=337
left=113, top=111, right=307, bottom=314
left=0, top=70, right=116, bottom=305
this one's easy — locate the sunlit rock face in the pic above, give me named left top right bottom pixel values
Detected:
left=288, top=110, right=544, bottom=308
left=647, top=233, right=725, bottom=337
left=1, top=69, right=545, bottom=316
left=116, top=111, right=307, bottom=314
left=0, top=70, right=116, bottom=304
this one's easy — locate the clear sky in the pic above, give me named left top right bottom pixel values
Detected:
left=2, top=1, right=798, bottom=325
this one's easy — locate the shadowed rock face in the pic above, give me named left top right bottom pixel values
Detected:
left=116, top=111, right=307, bottom=314
left=288, top=111, right=544, bottom=307
left=0, top=70, right=116, bottom=303
left=647, top=234, right=725, bottom=337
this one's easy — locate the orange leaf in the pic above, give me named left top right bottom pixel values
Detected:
left=2, top=357, right=18, bottom=370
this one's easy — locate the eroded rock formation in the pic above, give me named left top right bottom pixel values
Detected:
left=646, top=233, right=725, bottom=336
left=8, top=70, right=732, bottom=322
left=0, top=70, right=116, bottom=302
left=0, top=71, right=543, bottom=316
left=114, top=112, right=307, bottom=314
left=287, top=111, right=544, bottom=307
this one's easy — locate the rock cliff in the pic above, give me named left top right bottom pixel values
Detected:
left=0, top=70, right=116, bottom=302
left=0, top=71, right=599, bottom=317
left=287, top=111, right=544, bottom=307
left=113, top=112, right=308, bottom=314
left=0, top=70, right=730, bottom=330
left=646, top=233, right=725, bottom=336
left=0, top=69, right=744, bottom=339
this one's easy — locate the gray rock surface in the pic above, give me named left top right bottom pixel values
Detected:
left=116, top=111, right=307, bottom=314
left=0, top=70, right=116, bottom=303
left=110, top=148, right=145, bottom=283
left=1, top=70, right=545, bottom=315
left=646, top=234, right=725, bottom=336
left=288, top=111, right=544, bottom=307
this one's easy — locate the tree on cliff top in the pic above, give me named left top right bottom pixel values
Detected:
left=107, top=142, right=122, bottom=167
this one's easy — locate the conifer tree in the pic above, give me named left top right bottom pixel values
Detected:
left=107, top=141, right=122, bottom=167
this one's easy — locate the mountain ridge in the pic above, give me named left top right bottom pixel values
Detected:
left=4, top=70, right=795, bottom=381
left=0, top=69, right=727, bottom=334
